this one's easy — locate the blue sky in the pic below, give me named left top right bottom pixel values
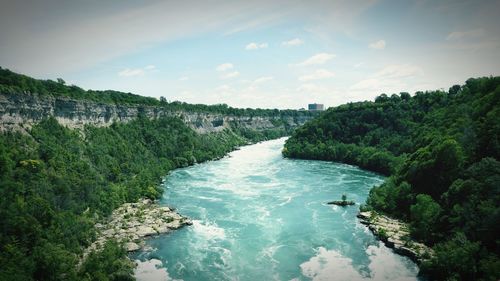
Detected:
left=1, top=0, right=499, bottom=109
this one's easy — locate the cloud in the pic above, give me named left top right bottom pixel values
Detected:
left=354, top=62, right=364, bottom=68
left=216, top=63, right=234, bottom=71
left=215, top=84, right=231, bottom=92
left=220, top=71, right=240, bottom=79
left=373, top=64, right=423, bottom=79
left=350, top=64, right=423, bottom=93
left=443, top=29, right=499, bottom=51
left=118, top=68, right=144, bottom=77
left=245, top=76, right=274, bottom=91
left=223, top=12, right=282, bottom=36
left=299, top=69, right=335, bottom=81
left=253, top=76, right=274, bottom=84
left=446, top=29, right=485, bottom=41
left=118, top=65, right=156, bottom=77
left=282, top=38, right=303, bottom=47
left=297, top=83, right=327, bottom=93
left=179, top=76, right=189, bottom=81
left=134, top=259, right=174, bottom=281
left=296, top=53, right=335, bottom=66
left=1, top=1, right=261, bottom=75
left=217, top=62, right=239, bottom=79
left=369, top=40, right=386, bottom=50
left=245, top=42, right=268, bottom=50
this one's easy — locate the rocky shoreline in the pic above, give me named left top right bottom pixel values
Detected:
left=357, top=211, right=434, bottom=264
left=82, top=199, right=192, bottom=262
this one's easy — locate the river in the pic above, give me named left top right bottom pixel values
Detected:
left=132, top=138, right=420, bottom=281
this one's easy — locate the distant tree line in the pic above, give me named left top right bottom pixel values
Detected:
left=284, top=77, right=500, bottom=280
left=0, top=67, right=316, bottom=117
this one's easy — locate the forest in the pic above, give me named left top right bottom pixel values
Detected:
left=284, top=76, right=500, bottom=280
left=0, top=111, right=292, bottom=280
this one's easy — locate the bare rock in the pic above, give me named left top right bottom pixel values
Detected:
left=357, top=210, right=434, bottom=264
left=125, top=242, right=141, bottom=252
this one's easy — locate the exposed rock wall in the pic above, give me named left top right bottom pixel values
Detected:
left=0, top=92, right=311, bottom=133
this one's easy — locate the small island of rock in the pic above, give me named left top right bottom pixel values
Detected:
left=327, top=194, right=355, bottom=206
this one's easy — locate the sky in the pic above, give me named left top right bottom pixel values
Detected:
left=1, top=0, right=499, bottom=109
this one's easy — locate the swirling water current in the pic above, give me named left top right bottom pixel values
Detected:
left=132, top=138, right=420, bottom=281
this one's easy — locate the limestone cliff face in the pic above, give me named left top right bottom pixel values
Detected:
left=0, top=92, right=311, bottom=133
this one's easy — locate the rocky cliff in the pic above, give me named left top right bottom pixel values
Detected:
left=0, top=92, right=312, bottom=133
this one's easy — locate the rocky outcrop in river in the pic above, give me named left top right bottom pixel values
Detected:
left=82, top=199, right=191, bottom=262
left=357, top=211, right=434, bottom=264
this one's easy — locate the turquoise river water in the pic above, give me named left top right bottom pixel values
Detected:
left=132, top=138, right=420, bottom=281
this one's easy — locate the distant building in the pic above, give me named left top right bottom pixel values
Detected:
left=308, top=103, right=324, bottom=111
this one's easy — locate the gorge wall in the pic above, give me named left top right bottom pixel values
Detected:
left=0, top=92, right=312, bottom=133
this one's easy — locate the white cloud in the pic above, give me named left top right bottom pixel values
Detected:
left=369, top=40, right=386, bottom=50
left=0, top=1, right=263, bottom=75
left=282, top=38, right=303, bottom=47
left=296, top=53, right=335, bottom=66
left=223, top=12, right=282, bottom=36
left=215, top=84, right=231, bottom=92
left=217, top=63, right=239, bottom=80
left=118, top=65, right=156, bottom=77
left=216, top=63, right=234, bottom=71
left=350, top=64, right=423, bottom=94
left=373, top=64, right=423, bottom=79
left=350, top=78, right=396, bottom=91
left=253, top=76, right=274, bottom=84
left=296, top=83, right=328, bottom=93
left=245, top=42, right=268, bottom=50
left=134, top=259, right=174, bottom=281
left=354, top=62, right=364, bottom=68
left=220, top=71, right=240, bottom=79
left=299, top=69, right=335, bottom=81
left=245, top=76, right=274, bottom=91
left=446, top=29, right=485, bottom=40
left=118, top=68, right=144, bottom=77
left=179, top=76, right=188, bottom=81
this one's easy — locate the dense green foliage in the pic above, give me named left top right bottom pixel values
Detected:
left=284, top=77, right=500, bottom=280
left=0, top=112, right=285, bottom=280
left=0, top=67, right=315, bottom=118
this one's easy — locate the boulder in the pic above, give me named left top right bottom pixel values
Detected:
left=125, top=242, right=141, bottom=252
left=136, top=226, right=157, bottom=237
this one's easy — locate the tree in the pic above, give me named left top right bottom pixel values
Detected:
left=421, top=233, right=480, bottom=280
left=410, top=194, right=442, bottom=243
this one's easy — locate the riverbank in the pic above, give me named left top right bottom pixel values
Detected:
left=82, top=199, right=192, bottom=262
left=357, top=211, right=434, bottom=264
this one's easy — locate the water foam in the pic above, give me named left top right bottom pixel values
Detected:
left=191, top=220, right=226, bottom=240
